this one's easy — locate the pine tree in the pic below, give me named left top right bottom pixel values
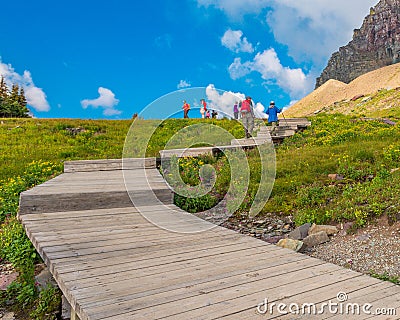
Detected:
left=18, top=87, right=30, bottom=117
left=0, top=80, right=31, bottom=118
left=0, top=77, right=8, bottom=101
left=9, top=83, right=19, bottom=105
left=0, top=77, right=8, bottom=117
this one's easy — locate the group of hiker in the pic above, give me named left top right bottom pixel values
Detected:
left=182, top=99, right=218, bottom=119
left=182, top=96, right=282, bottom=138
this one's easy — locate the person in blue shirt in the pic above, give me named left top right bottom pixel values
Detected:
left=265, top=101, right=282, bottom=136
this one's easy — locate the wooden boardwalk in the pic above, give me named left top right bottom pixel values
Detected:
left=18, top=157, right=400, bottom=319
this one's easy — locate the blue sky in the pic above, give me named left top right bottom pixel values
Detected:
left=0, top=0, right=377, bottom=119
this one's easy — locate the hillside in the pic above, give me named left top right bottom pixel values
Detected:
left=285, top=62, right=400, bottom=117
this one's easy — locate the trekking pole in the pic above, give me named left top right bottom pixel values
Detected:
left=280, top=111, right=289, bottom=127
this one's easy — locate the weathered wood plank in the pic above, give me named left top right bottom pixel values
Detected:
left=88, top=265, right=356, bottom=320
left=64, top=158, right=156, bottom=172
left=74, top=257, right=316, bottom=319
left=76, top=255, right=312, bottom=314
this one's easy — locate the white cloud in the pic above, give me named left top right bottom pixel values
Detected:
left=177, top=80, right=191, bottom=89
left=81, top=87, right=121, bottom=116
left=198, top=0, right=376, bottom=63
left=221, top=29, right=254, bottom=53
left=228, top=57, right=253, bottom=80
left=197, top=0, right=269, bottom=18
left=228, top=48, right=312, bottom=98
left=205, top=84, right=266, bottom=118
left=0, top=59, right=50, bottom=112
left=265, top=0, right=377, bottom=64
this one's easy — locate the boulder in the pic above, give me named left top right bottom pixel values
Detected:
left=276, top=238, right=305, bottom=252
left=288, top=223, right=311, bottom=240
left=303, top=231, right=330, bottom=247
left=309, top=223, right=338, bottom=236
left=34, top=267, right=57, bottom=291
left=264, top=235, right=285, bottom=244
left=1, top=312, right=15, bottom=320
left=328, top=174, right=344, bottom=180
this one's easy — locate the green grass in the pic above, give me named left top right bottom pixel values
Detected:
left=0, top=118, right=132, bottom=181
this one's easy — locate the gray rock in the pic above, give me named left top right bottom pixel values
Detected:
left=303, top=231, right=330, bottom=247
left=34, top=267, right=57, bottom=291
left=61, top=295, right=71, bottom=320
left=264, top=235, right=285, bottom=244
left=328, top=174, right=344, bottom=180
left=288, top=223, right=311, bottom=240
left=276, top=238, right=305, bottom=252
left=309, top=223, right=338, bottom=236
left=1, top=312, right=15, bottom=320
left=356, top=234, right=371, bottom=242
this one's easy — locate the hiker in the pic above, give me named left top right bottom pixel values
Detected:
left=182, top=100, right=190, bottom=118
left=211, top=110, right=218, bottom=119
left=265, top=101, right=282, bottom=136
left=240, top=96, right=255, bottom=138
left=200, top=106, right=205, bottom=118
left=200, top=99, right=207, bottom=118
left=233, top=102, right=239, bottom=120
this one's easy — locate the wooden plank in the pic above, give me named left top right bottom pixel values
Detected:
left=64, top=158, right=156, bottom=172
left=32, top=230, right=260, bottom=273
left=58, top=241, right=279, bottom=277
left=75, top=255, right=311, bottom=314
left=85, top=264, right=354, bottom=320
left=50, top=233, right=275, bottom=273
left=245, top=276, right=387, bottom=320
left=19, top=189, right=173, bottom=214
left=156, top=270, right=365, bottom=320
left=61, top=244, right=283, bottom=288
left=322, top=286, right=400, bottom=320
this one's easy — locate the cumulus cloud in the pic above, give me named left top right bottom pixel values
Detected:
left=81, top=87, right=121, bottom=116
left=221, top=29, right=254, bottom=53
left=266, top=0, right=377, bottom=63
left=205, top=84, right=266, bottom=118
left=198, top=0, right=376, bottom=63
left=0, top=59, right=50, bottom=112
left=197, top=0, right=269, bottom=18
left=177, top=80, right=191, bottom=89
left=228, top=48, right=312, bottom=98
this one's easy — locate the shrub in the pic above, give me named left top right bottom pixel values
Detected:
left=30, top=284, right=61, bottom=320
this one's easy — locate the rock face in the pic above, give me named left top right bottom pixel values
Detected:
left=316, top=0, right=400, bottom=88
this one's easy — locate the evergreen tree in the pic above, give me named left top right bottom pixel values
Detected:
left=0, top=77, right=8, bottom=101
left=0, top=77, right=8, bottom=117
left=0, top=95, right=5, bottom=117
left=18, top=87, right=30, bottom=117
left=0, top=79, right=31, bottom=118
left=9, top=83, right=20, bottom=106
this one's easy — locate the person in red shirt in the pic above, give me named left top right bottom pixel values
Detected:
left=240, top=96, right=255, bottom=138
left=182, top=100, right=190, bottom=118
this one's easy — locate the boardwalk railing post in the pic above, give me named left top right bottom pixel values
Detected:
left=70, top=309, right=80, bottom=320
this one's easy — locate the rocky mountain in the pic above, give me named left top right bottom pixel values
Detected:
left=316, top=0, right=400, bottom=88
